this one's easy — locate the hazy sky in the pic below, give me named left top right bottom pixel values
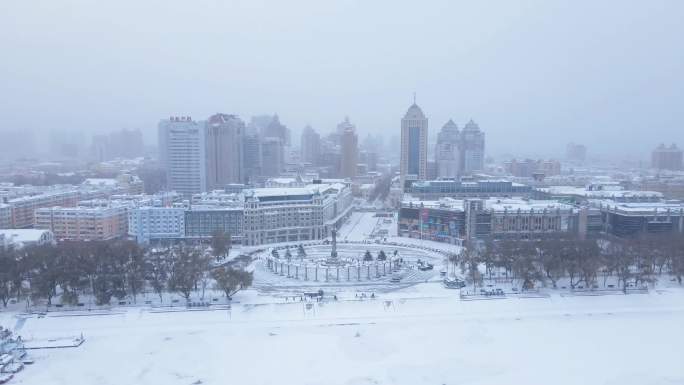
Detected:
left=1, top=0, right=683, bottom=160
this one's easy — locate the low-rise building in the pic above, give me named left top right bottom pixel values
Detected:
left=398, top=198, right=465, bottom=244
left=592, top=200, right=684, bottom=237
left=406, top=179, right=532, bottom=200
left=504, top=159, right=561, bottom=178
left=242, top=183, right=352, bottom=246
left=535, top=185, right=663, bottom=203
left=476, top=198, right=578, bottom=240
left=128, top=206, right=186, bottom=244
left=8, top=190, right=80, bottom=228
left=0, top=204, right=11, bottom=229
left=34, top=203, right=129, bottom=241
left=185, top=206, right=244, bottom=243
left=399, top=197, right=581, bottom=242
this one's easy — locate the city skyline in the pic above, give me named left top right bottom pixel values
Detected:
left=1, top=3, right=683, bottom=385
left=2, top=1, right=683, bottom=161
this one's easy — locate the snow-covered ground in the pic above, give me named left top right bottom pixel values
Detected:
left=337, top=211, right=382, bottom=241
left=2, top=211, right=683, bottom=384
left=2, top=283, right=684, bottom=385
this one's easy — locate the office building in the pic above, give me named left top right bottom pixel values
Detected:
left=259, top=114, right=290, bottom=146
left=300, top=125, right=321, bottom=166
left=406, top=179, right=532, bottom=200
left=566, top=143, right=587, bottom=163
left=158, top=116, right=207, bottom=195
left=400, top=102, right=428, bottom=185
left=185, top=206, right=244, bottom=243
left=242, top=132, right=262, bottom=182
left=504, top=159, right=561, bottom=178
left=399, top=197, right=578, bottom=242
left=359, top=150, right=378, bottom=173
left=91, top=128, right=145, bottom=162
left=128, top=206, right=186, bottom=244
left=261, top=137, right=284, bottom=177
left=242, top=183, right=352, bottom=246
left=206, top=113, right=245, bottom=189
left=340, top=117, right=358, bottom=179
left=595, top=200, right=684, bottom=237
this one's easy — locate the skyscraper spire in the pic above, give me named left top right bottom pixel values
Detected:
left=413, top=92, right=416, bottom=105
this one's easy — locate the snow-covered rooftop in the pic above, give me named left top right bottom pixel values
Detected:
left=539, top=186, right=663, bottom=199
left=590, top=200, right=684, bottom=214
left=401, top=197, right=572, bottom=213
left=81, top=178, right=119, bottom=187
left=485, top=198, right=575, bottom=212
left=0, top=229, right=52, bottom=243
left=401, top=196, right=464, bottom=210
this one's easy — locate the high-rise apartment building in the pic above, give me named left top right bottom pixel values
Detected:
left=340, top=117, right=358, bottom=178
left=261, top=137, right=284, bottom=177
left=400, top=103, right=428, bottom=185
left=461, top=119, right=485, bottom=173
left=435, top=119, right=460, bottom=178
left=566, top=142, right=587, bottom=163
left=158, top=116, right=207, bottom=195
left=206, top=113, right=245, bottom=189
left=300, top=125, right=321, bottom=166
left=652, top=143, right=683, bottom=171
left=242, top=132, right=262, bottom=182
left=258, top=114, right=290, bottom=146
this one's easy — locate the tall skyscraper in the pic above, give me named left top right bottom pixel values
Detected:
left=336, top=116, right=355, bottom=137
left=158, top=116, right=207, bottom=195
left=652, top=143, right=683, bottom=171
left=566, top=142, right=587, bottom=163
left=258, top=114, right=290, bottom=146
left=300, top=125, right=321, bottom=166
left=242, top=132, right=262, bottom=182
left=91, top=134, right=109, bottom=162
left=400, top=102, right=428, bottom=185
left=435, top=119, right=460, bottom=178
left=340, top=117, right=358, bottom=178
left=90, top=128, right=145, bottom=162
left=205, top=113, right=245, bottom=189
left=461, top=119, right=485, bottom=173
left=261, top=137, right=284, bottom=177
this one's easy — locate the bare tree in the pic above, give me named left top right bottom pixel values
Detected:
left=167, top=246, right=203, bottom=302
left=459, top=249, right=482, bottom=292
left=538, top=237, right=565, bottom=289
left=212, top=267, right=254, bottom=300
left=0, top=248, right=18, bottom=307
left=211, top=231, right=230, bottom=261
left=145, top=250, right=169, bottom=302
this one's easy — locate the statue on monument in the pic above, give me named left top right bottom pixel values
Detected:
left=330, top=228, right=338, bottom=260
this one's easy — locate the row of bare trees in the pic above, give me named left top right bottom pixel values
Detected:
left=0, top=240, right=252, bottom=308
left=457, top=232, right=684, bottom=292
